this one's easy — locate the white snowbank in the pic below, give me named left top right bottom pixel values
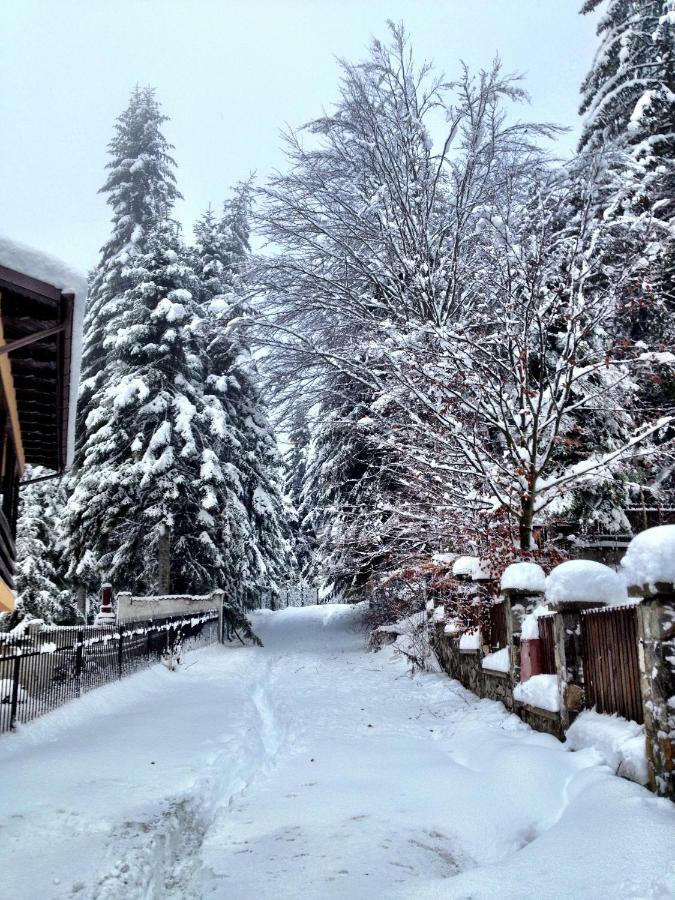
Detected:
left=481, top=646, right=510, bottom=673
left=566, top=710, right=648, bottom=785
left=0, top=234, right=87, bottom=467
left=452, top=555, right=478, bottom=578
left=545, top=560, right=628, bottom=607
left=459, top=628, right=481, bottom=651
left=501, top=562, right=545, bottom=593
left=513, top=674, right=560, bottom=712
left=621, top=524, right=675, bottom=591
left=521, top=605, right=550, bottom=640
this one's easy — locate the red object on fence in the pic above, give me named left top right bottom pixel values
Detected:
left=520, top=639, right=542, bottom=683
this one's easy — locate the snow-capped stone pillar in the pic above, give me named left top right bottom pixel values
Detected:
left=545, top=560, right=626, bottom=730
left=500, top=563, right=546, bottom=686
left=621, top=526, right=675, bottom=800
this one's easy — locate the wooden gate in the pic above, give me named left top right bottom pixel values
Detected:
left=580, top=605, right=643, bottom=724
left=488, top=600, right=508, bottom=650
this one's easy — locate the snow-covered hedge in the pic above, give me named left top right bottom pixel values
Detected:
left=545, top=559, right=628, bottom=607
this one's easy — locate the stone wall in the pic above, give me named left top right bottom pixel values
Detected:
left=116, top=592, right=221, bottom=623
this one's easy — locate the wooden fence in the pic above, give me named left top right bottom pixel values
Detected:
left=488, top=601, right=508, bottom=650
left=580, top=605, right=643, bottom=724
left=538, top=615, right=557, bottom=675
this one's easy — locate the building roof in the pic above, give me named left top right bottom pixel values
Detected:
left=0, top=236, right=86, bottom=471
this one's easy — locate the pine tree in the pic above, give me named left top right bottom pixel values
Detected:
left=76, top=86, right=182, bottom=469
left=66, top=218, right=226, bottom=593
left=284, top=406, right=313, bottom=572
left=580, top=0, right=675, bottom=496
left=1, top=471, right=78, bottom=630
left=193, top=183, right=296, bottom=607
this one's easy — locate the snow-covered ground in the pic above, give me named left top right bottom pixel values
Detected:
left=0, top=604, right=673, bottom=899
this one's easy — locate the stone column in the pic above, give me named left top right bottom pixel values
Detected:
left=504, top=588, right=544, bottom=684
left=211, top=589, right=226, bottom=644
left=158, top=523, right=171, bottom=595
left=549, top=600, right=601, bottom=730
left=636, top=584, right=675, bottom=799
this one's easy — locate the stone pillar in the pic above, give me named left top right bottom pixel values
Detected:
left=95, top=583, right=116, bottom=626
left=504, top=588, right=544, bottom=685
left=211, top=589, right=226, bottom=644
left=158, top=523, right=171, bottom=595
left=550, top=602, right=598, bottom=730
left=637, top=585, right=675, bottom=799
left=76, top=584, right=87, bottom=620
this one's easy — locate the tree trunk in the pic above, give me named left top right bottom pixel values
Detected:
left=519, top=498, right=535, bottom=551
left=158, top=523, right=171, bottom=594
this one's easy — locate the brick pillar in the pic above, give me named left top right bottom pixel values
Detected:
left=504, top=588, right=544, bottom=684
left=637, top=585, right=675, bottom=799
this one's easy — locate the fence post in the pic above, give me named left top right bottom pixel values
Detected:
left=75, top=629, right=84, bottom=695
left=117, top=624, right=125, bottom=679
left=637, top=584, right=675, bottom=799
left=9, top=654, right=21, bottom=731
left=212, top=589, right=225, bottom=644
left=550, top=603, right=598, bottom=731
left=504, top=587, right=544, bottom=685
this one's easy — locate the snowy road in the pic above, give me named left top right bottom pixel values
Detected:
left=1, top=604, right=674, bottom=899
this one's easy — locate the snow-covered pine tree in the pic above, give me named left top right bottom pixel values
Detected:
left=193, top=183, right=296, bottom=607
left=284, top=406, right=314, bottom=573
left=1, top=471, right=78, bottom=630
left=76, top=86, right=181, bottom=471
left=580, top=0, right=675, bottom=497
left=66, top=218, right=227, bottom=594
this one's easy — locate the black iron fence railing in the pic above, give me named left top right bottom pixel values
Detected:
left=0, top=609, right=219, bottom=734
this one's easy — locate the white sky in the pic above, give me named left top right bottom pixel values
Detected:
left=1, top=0, right=600, bottom=274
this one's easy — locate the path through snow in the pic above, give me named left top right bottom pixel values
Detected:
left=1, top=603, right=674, bottom=899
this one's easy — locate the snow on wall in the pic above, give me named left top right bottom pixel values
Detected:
left=452, top=556, right=478, bottom=577
left=620, top=524, right=675, bottom=591
left=545, top=559, right=628, bottom=607
left=513, top=673, right=560, bottom=712
left=481, top=646, right=510, bottom=673
left=500, top=562, right=545, bottom=593
left=565, top=709, right=648, bottom=785
left=521, top=605, right=549, bottom=641
left=0, top=234, right=87, bottom=467
left=459, top=628, right=480, bottom=651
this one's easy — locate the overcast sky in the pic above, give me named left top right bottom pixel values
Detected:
left=1, top=1, right=600, bottom=274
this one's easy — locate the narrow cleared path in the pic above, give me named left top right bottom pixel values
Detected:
left=1, top=604, right=673, bottom=899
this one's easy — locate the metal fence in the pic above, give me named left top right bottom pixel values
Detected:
left=0, top=609, right=219, bottom=734
left=581, top=604, right=643, bottom=724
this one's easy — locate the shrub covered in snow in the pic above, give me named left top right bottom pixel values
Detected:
left=500, top=562, right=545, bottom=594
left=545, top=560, right=628, bottom=608
left=513, top=673, right=560, bottom=712
left=620, top=524, right=675, bottom=592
